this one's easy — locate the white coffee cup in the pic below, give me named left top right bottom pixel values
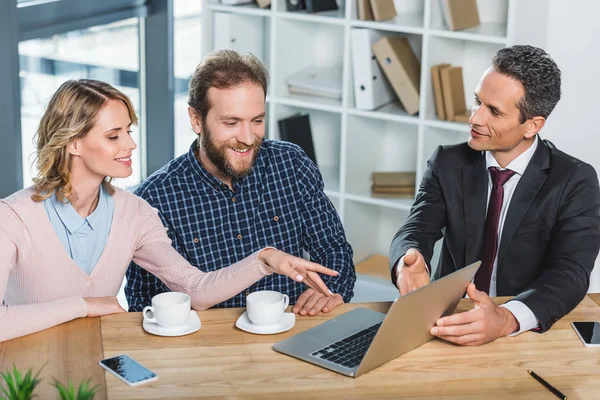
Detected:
left=246, top=290, right=289, bottom=326
left=143, top=292, right=191, bottom=328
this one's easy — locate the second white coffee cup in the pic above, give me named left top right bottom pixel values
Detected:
left=143, top=292, right=191, bottom=328
left=246, top=290, right=289, bottom=326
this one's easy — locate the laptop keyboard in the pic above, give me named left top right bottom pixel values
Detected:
left=310, top=322, right=382, bottom=369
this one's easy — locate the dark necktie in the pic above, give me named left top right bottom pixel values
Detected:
left=474, top=167, right=516, bottom=294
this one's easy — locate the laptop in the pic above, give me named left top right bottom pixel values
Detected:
left=273, top=261, right=481, bottom=377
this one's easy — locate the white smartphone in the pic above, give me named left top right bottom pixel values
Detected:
left=571, top=321, right=600, bottom=347
left=98, top=355, right=158, bottom=386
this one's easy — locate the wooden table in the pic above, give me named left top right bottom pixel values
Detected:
left=2, top=295, right=600, bottom=399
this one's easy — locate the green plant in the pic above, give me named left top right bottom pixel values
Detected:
left=52, top=379, right=97, bottom=400
left=0, top=365, right=42, bottom=400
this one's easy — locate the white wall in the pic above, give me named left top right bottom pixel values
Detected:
left=540, top=0, right=600, bottom=292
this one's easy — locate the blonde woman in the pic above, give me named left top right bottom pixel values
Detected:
left=0, top=79, right=337, bottom=342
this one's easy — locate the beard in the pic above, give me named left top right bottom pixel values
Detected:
left=200, top=121, right=262, bottom=180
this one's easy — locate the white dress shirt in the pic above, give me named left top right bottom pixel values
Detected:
left=485, top=138, right=539, bottom=335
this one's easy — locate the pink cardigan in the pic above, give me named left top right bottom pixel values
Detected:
left=0, top=187, right=272, bottom=342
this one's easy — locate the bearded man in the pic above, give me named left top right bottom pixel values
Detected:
left=126, top=50, right=355, bottom=314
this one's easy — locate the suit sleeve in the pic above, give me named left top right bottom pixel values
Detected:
left=513, top=163, right=600, bottom=332
left=389, top=146, right=448, bottom=282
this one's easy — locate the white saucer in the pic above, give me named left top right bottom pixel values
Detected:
left=143, top=311, right=201, bottom=337
left=235, top=311, right=296, bottom=335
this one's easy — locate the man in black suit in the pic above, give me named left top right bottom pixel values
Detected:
left=390, top=45, right=600, bottom=346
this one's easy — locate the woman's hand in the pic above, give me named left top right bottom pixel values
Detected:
left=83, top=296, right=126, bottom=317
left=258, top=249, right=339, bottom=296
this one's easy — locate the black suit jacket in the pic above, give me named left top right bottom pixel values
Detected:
left=390, top=137, right=600, bottom=332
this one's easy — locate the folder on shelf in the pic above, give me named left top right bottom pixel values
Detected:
left=439, top=0, right=480, bottom=31
left=372, top=37, right=421, bottom=115
left=351, top=29, right=396, bottom=111
left=357, top=0, right=374, bottom=21
left=431, top=63, right=450, bottom=120
left=213, top=12, right=265, bottom=62
left=369, top=0, right=397, bottom=21
left=285, top=0, right=305, bottom=11
left=440, top=66, right=470, bottom=122
left=278, top=114, right=318, bottom=166
left=256, top=0, right=271, bottom=8
left=286, top=66, right=343, bottom=100
left=305, top=0, right=338, bottom=13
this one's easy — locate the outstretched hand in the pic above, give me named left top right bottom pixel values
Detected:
left=395, top=249, right=430, bottom=295
left=259, top=249, right=338, bottom=297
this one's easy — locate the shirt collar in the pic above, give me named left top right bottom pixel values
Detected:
left=50, top=185, right=109, bottom=233
left=485, top=136, right=539, bottom=176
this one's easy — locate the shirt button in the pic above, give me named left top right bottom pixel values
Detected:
left=273, top=216, right=279, bottom=222
left=492, top=277, right=496, bottom=281
left=193, top=238, right=199, bottom=244
left=232, top=197, right=236, bottom=203
left=244, top=291, right=250, bottom=296
left=237, top=234, right=243, bottom=240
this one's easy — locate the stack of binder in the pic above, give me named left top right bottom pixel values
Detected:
left=286, top=66, right=343, bottom=100
left=371, top=172, right=416, bottom=198
left=431, top=63, right=470, bottom=122
left=439, top=0, right=480, bottom=31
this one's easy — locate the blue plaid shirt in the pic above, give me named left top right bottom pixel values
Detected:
left=125, top=139, right=355, bottom=310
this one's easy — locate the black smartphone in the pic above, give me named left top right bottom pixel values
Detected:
left=571, top=321, right=600, bottom=347
left=98, top=355, right=158, bottom=386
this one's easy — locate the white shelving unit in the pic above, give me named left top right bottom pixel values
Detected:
left=201, top=0, right=545, bottom=266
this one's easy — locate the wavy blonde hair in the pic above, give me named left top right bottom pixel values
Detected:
left=31, top=79, right=138, bottom=202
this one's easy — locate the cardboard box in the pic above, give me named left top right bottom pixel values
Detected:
left=439, top=0, right=480, bottom=31
left=431, top=63, right=450, bottom=120
left=369, top=0, right=396, bottom=21
left=372, top=171, right=416, bottom=187
left=372, top=37, right=421, bottom=115
left=440, top=66, right=467, bottom=121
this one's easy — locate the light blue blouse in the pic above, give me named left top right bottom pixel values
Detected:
left=43, top=186, right=115, bottom=275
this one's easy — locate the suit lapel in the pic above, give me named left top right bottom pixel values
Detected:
left=463, top=151, right=488, bottom=266
left=497, top=138, right=550, bottom=266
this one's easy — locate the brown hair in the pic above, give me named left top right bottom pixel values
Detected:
left=31, top=79, right=138, bottom=202
left=188, top=49, right=268, bottom=120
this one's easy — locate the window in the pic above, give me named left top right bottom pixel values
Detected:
left=174, top=0, right=202, bottom=156
left=19, top=18, right=142, bottom=188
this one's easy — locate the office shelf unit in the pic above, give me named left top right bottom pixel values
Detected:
left=201, top=0, right=546, bottom=263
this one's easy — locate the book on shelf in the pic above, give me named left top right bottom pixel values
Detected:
left=431, top=63, right=450, bottom=120
left=256, top=0, right=271, bottom=8
left=439, top=0, right=480, bottom=31
left=351, top=28, right=396, bottom=111
left=372, top=37, right=421, bottom=115
left=372, top=171, right=416, bottom=187
left=305, top=0, right=338, bottom=13
left=213, top=12, right=265, bottom=62
left=286, top=66, right=343, bottom=100
left=277, top=114, right=318, bottom=166
left=440, top=65, right=470, bottom=122
left=371, top=171, right=416, bottom=198
left=357, top=0, right=373, bottom=21
left=370, top=0, right=397, bottom=22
